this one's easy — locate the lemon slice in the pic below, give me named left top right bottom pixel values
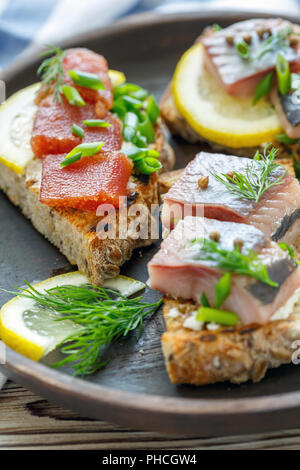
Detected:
left=172, top=44, right=282, bottom=148
left=109, top=69, right=126, bottom=88
left=0, top=272, right=145, bottom=361
left=0, top=83, right=39, bottom=174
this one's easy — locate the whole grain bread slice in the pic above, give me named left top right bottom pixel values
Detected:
left=162, top=296, right=300, bottom=385
left=0, top=120, right=174, bottom=286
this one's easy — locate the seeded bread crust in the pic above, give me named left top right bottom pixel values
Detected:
left=0, top=121, right=174, bottom=285
left=161, top=297, right=300, bottom=385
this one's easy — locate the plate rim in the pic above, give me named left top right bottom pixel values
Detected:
left=2, top=8, right=300, bottom=435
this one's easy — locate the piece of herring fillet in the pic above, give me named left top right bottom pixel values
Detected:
left=161, top=151, right=300, bottom=244
left=148, top=216, right=300, bottom=325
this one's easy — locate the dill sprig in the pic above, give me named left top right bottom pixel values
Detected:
left=37, top=45, right=66, bottom=103
left=212, top=145, right=287, bottom=203
left=188, top=238, right=278, bottom=287
left=16, top=283, right=162, bottom=376
left=256, top=24, right=292, bottom=60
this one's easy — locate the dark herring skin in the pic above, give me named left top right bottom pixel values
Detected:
left=280, top=92, right=300, bottom=127
left=248, top=258, right=297, bottom=305
left=271, top=209, right=300, bottom=241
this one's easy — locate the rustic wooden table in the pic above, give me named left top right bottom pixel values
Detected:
left=1, top=381, right=300, bottom=450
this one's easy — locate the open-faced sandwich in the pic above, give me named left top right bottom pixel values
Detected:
left=161, top=18, right=300, bottom=163
left=0, top=46, right=174, bottom=285
left=149, top=146, right=300, bottom=385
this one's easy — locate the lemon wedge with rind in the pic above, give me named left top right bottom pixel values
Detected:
left=0, top=83, right=39, bottom=174
left=0, top=272, right=145, bottom=361
left=172, top=44, right=282, bottom=148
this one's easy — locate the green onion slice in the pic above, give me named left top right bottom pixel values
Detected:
left=253, top=71, right=274, bottom=105
left=114, top=83, right=143, bottom=99
left=83, top=119, right=111, bottom=128
left=276, top=133, right=299, bottom=144
left=112, top=97, right=127, bottom=117
left=72, top=123, right=84, bottom=138
left=135, top=156, right=162, bottom=175
left=138, top=113, right=155, bottom=143
left=122, top=95, right=144, bottom=110
left=278, top=242, right=295, bottom=258
left=60, top=152, right=82, bottom=168
left=61, top=85, right=86, bottom=106
left=68, top=70, right=104, bottom=90
left=65, top=142, right=104, bottom=160
left=215, top=273, right=231, bottom=309
left=201, top=292, right=210, bottom=308
left=276, top=53, right=291, bottom=95
left=196, top=307, right=238, bottom=326
left=124, top=112, right=139, bottom=129
left=146, top=95, right=160, bottom=125
left=135, top=131, right=148, bottom=148
left=235, top=40, right=250, bottom=60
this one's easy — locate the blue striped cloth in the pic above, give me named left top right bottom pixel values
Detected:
left=0, top=0, right=145, bottom=70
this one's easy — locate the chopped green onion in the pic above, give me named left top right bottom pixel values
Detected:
left=135, top=131, right=148, bottom=148
left=124, top=112, right=139, bottom=128
left=291, top=73, right=300, bottom=91
left=201, top=292, right=210, bottom=307
left=276, top=53, right=291, bottom=95
left=196, top=307, right=238, bottom=326
left=138, top=113, right=155, bottom=143
left=60, top=152, right=82, bottom=168
left=123, top=112, right=139, bottom=142
left=276, top=133, right=299, bottom=144
left=131, top=88, right=148, bottom=101
left=114, top=83, right=143, bottom=99
left=278, top=242, right=295, bottom=258
left=135, top=156, right=162, bottom=175
left=212, top=24, right=222, bottom=32
left=123, top=146, right=161, bottom=174
left=83, top=119, right=111, bottom=128
left=122, top=95, right=144, bottom=110
left=68, top=70, right=104, bottom=90
left=253, top=71, right=274, bottom=105
left=235, top=40, right=250, bottom=60
left=72, top=123, right=84, bottom=138
left=112, top=97, right=127, bottom=117
left=146, top=95, right=160, bottom=125
left=65, top=142, right=104, bottom=160
left=61, top=85, right=86, bottom=106
left=123, top=146, right=147, bottom=162
left=215, top=273, right=231, bottom=309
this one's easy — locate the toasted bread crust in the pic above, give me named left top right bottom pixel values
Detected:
left=162, top=298, right=300, bottom=385
left=0, top=121, right=173, bottom=285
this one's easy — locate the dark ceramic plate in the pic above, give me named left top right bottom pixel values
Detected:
left=1, top=9, right=300, bottom=437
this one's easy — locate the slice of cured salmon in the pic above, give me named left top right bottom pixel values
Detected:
left=40, top=152, right=133, bottom=211
left=36, top=48, right=113, bottom=116
left=31, top=99, right=122, bottom=158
